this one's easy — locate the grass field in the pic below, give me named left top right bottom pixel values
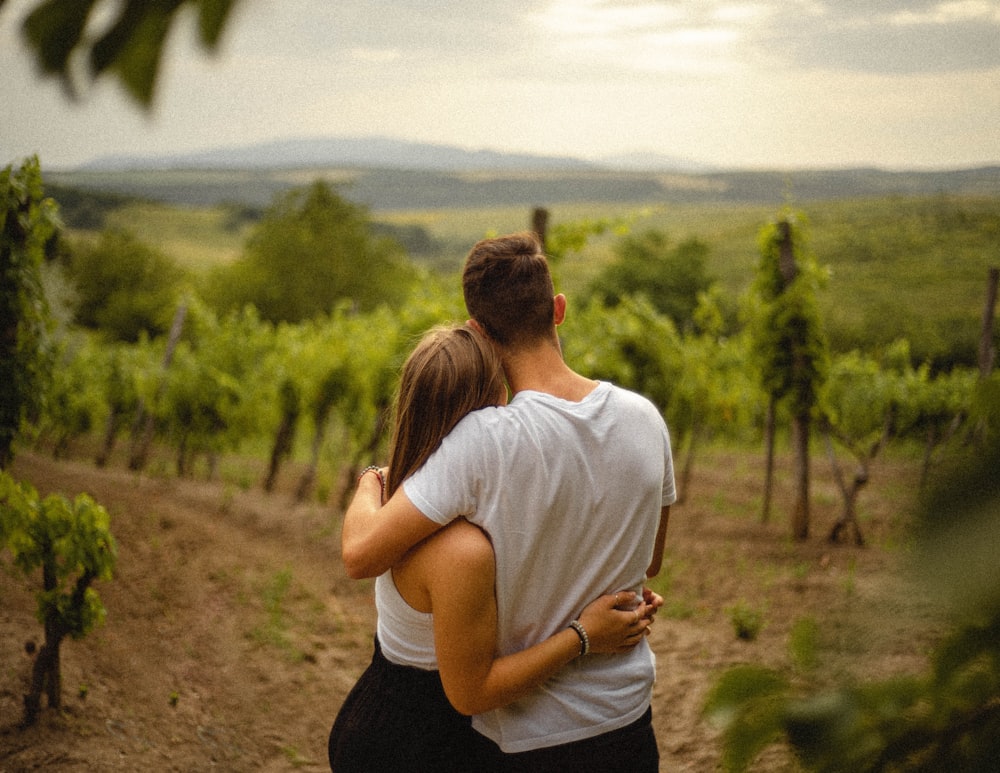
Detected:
left=100, top=202, right=255, bottom=269
left=380, top=195, right=1000, bottom=367
left=62, top=187, right=1000, bottom=367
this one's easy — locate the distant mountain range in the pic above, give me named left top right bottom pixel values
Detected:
left=79, top=135, right=713, bottom=173
left=56, top=136, right=999, bottom=211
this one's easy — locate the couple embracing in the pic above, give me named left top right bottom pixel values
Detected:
left=330, top=231, right=676, bottom=772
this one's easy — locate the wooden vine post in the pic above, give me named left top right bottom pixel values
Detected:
left=531, top=207, right=549, bottom=253
left=778, top=221, right=812, bottom=542
left=127, top=300, right=188, bottom=471
left=979, top=266, right=998, bottom=379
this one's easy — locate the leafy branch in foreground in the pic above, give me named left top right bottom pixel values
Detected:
left=704, top=431, right=1000, bottom=772
left=9, top=0, right=242, bottom=107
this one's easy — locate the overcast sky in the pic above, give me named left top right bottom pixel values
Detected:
left=2, top=0, right=998, bottom=170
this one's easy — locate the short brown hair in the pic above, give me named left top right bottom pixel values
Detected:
left=462, top=232, right=555, bottom=349
left=385, top=323, right=505, bottom=498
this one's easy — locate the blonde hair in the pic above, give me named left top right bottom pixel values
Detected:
left=385, top=323, right=505, bottom=498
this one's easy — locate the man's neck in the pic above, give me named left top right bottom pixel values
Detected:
left=503, top=344, right=599, bottom=402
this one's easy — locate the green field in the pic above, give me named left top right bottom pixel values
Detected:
left=98, top=201, right=254, bottom=269
left=378, top=196, right=1000, bottom=366
left=54, top=164, right=1000, bottom=368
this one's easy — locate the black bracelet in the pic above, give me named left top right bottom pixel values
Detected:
left=569, top=620, right=590, bottom=656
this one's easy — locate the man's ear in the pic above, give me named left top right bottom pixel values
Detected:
left=553, top=294, right=567, bottom=326
left=467, top=318, right=487, bottom=337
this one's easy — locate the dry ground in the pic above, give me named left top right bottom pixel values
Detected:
left=1, top=448, right=943, bottom=772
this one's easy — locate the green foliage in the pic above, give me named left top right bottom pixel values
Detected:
left=673, top=289, right=763, bottom=445
left=66, top=227, right=186, bottom=342
left=100, top=340, right=148, bottom=419
left=808, top=196, right=1000, bottom=369
left=371, top=221, right=443, bottom=258
left=788, top=616, right=819, bottom=672
left=565, top=294, right=683, bottom=414
left=971, top=372, right=1000, bottom=440
left=207, top=180, right=415, bottom=325
left=44, top=183, right=997, bottom=369
left=727, top=600, right=766, bottom=641
left=36, top=333, right=105, bottom=457
left=8, top=190, right=986, bottom=510
left=892, top=359, right=977, bottom=449
left=46, top=183, right=130, bottom=230
left=0, top=470, right=117, bottom=722
left=15, top=0, right=242, bottom=107
left=703, top=666, right=790, bottom=772
left=585, top=229, right=714, bottom=331
left=160, top=299, right=279, bottom=473
left=749, top=215, right=830, bottom=415
left=1, top=475, right=117, bottom=633
left=546, top=212, right=640, bottom=263
left=704, top=432, right=1000, bottom=772
left=1, top=156, right=59, bottom=469
left=915, top=435, right=1000, bottom=620
left=822, top=345, right=904, bottom=442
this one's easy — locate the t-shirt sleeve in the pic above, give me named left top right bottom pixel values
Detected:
left=402, top=473, right=458, bottom=525
left=400, top=414, right=485, bottom=526
left=660, top=416, right=678, bottom=507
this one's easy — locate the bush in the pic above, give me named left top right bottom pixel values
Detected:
left=0, top=472, right=117, bottom=725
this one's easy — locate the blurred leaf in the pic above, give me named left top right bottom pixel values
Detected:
left=13, top=0, right=244, bottom=109
left=21, top=0, right=98, bottom=76
left=914, top=435, right=1000, bottom=618
left=197, top=0, right=238, bottom=47
left=784, top=691, right=863, bottom=769
left=704, top=666, right=790, bottom=772
left=932, top=617, right=1000, bottom=691
left=90, top=0, right=183, bottom=106
left=704, top=665, right=788, bottom=727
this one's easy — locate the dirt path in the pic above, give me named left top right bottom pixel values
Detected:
left=1, top=451, right=941, bottom=771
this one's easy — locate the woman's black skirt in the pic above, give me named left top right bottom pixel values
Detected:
left=328, top=637, right=501, bottom=772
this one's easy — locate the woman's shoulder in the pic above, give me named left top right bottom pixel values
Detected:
left=421, top=518, right=494, bottom=573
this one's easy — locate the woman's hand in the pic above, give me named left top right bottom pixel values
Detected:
left=642, top=586, right=664, bottom=619
left=577, top=591, right=652, bottom=654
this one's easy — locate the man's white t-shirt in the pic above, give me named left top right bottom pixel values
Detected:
left=404, top=381, right=676, bottom=753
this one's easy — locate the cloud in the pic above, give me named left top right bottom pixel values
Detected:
left=764, top=0, right=1000, bottom=72
left=524, top=0, right=1000, bottom=77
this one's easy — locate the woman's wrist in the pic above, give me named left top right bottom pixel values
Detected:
left=358, top=465, right=386, bottom=503
left=568, top=620, right=589, bottom=656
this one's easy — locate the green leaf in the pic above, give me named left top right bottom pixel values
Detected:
left=90, top=0, right=184, bottom=107
left=197, top=0, right=239, bottom=48
left=21, top=0, right=99, bottom=76
left=933, top=617, right=1000, bottom=691
left=703, top=665, right=789, bottom=728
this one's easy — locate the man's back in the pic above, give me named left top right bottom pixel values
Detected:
left=404, top=381, right=675, bottom=752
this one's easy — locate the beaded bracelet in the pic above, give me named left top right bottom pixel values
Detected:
left=358, top=465, right=385, bottom=499
left=568, top=620, right=590, bottom=656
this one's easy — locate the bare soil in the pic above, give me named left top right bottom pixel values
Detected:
left=1, top=448, right=943, bottom=772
